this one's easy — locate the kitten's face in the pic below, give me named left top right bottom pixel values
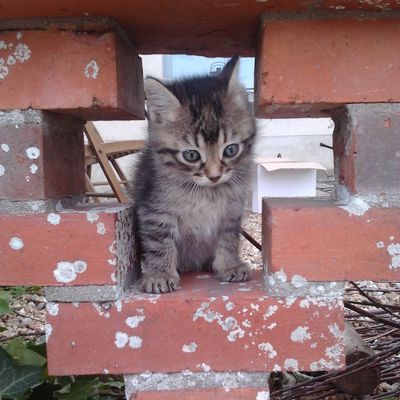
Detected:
left=145, top=57, right=256, bottom=187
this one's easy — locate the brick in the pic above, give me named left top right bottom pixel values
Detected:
left=2, top=3, right=400, bottom=57
left=46, top=271, right=345, bottom=375
left=263, top=198, right=400, bottom=282
left=0, top=30, right=144, bottom=120
left=255, top=19, right=400, bottom=118
left=131, top=388, right=269, bottom=400
left=0, top=110, right=85, bottom=200
left=333, top=104, right=400, bottom=195
left=0, top=205, right=134, bottom=286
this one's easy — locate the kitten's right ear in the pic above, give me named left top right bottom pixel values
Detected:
left=144, top=78, right=180, bottom=124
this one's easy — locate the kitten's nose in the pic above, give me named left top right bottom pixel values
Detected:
left=208, top=175, right=221, bottom=183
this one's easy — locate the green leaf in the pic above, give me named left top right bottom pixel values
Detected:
left=0, top=346, right=42, bottom=398
left=0, top=298, right=11, bottom=314
left=54, top=379, right=96, bottom=400
left=6, top=339, right=47, bottom=367
left=0, top=327, right=7, bottom=332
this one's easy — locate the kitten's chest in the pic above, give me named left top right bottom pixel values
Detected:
left=177, top=193, right=227, bottom=238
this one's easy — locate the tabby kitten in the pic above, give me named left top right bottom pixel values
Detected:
left=132, top=56, right=256, bottom=294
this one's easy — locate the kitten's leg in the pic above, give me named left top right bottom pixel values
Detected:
left=138, top=209, right=180, bottom=294
left=212, top=221, right=250, bottom=282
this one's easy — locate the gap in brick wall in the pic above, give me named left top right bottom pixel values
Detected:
left=90, top=55, right=336, bottom=204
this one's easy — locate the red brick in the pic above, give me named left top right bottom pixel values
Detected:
left=2, top=2, right=400, bottom=56
left=46, top=271, right=345, bottom=375
left=333, top=104, right=400, bottom=195
left=255, top=19, right=400, bottom=118
left=263, top=198, right=400, bottom=281
left=0, top=205, right=133, bottom=286
left=132, top=388, right=269, bottom=400
left=0, top=30, right=144, bottom=120
left=0, top=111, right=85, bottom=200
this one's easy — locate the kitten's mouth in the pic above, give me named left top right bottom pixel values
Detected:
left=192, top=171, right=232, bottom=187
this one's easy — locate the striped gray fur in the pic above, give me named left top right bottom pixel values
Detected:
left=131, top=56, right=257, bottom=294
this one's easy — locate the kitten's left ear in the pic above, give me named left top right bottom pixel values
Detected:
left=220, top=56, right=248, bottom=109
left=219, top=55, right=240, bottom=91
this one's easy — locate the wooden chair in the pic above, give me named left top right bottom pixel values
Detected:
left=84, top=122, right=145, bottom=203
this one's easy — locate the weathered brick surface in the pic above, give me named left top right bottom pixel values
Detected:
left=263, top=198, right=400, bottom=282
left=46, top=272, right=345, bottom=375
left=0, top=205, right=133, bottom=286
left=333, top=104, right=400, bottom=195
left=255, top=19, right=400, bottom=117
left=0, top=30, right=144, bottom=120
left=0, top=110, right=85, bottom=200
left=131, top=388, right=270, bottom=400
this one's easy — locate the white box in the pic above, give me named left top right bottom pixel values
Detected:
left=250, top=158, right=326, bottom=213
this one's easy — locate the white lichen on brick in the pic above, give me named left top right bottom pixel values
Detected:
left=340, top=196, right=370, bottom=216
left=328, top=323, right=343, bottom=339
left=182, top=342, right=198, bottom=353
left=16, top=32, right=22, bottom=40
left=46, top=302, right=59, bottom=316
left=267, top=323, right=277, bottom=330
left=1, top=144, right=9, bottom=152
left=84, top=60, right=100, bottom=79
left=47, top=213, right=61, bottom=225
left=29, top=163, right=38, bottom=174
left=285, top=296, right=298, bottom=308
left=114, top=331, right=129, bottom=348
left=256, top=391, right=270, bottom=400
left=45, top=323, right=53, bottom=342
left=108, top=258, right=117, bottom=266
left=242, top=319, right=251, bottom=328
left=126, top=312, right=145, bottom=328
left=299, top=299, right=310, bottom=308
left=97, top=222, right=106, bottom=235
left=325, top=343, right=344, bottom=363
left=13, top=43, right=31, bottom=63
left=197, top=363, right=211, bottom=372
left=193, top=303, right=245, bottom=342
left=291, top=326, right=311, bottom=343
left=291, top=274, right=307, bottom=288
left=387, top=242, right=400, bottom=270
left=129, top=336, right=142, bottom=349
left=0, top=164, right=5, bottom=176
left=258, top=342, right=277, bottom=359
left=250, top=303, right=259, bottom=311
left=53, top=260, right=87, bottom=283
left=9, top=237, right=24, bottom=250
left=7, top=55, right=16, bottom=65
left=238, top=287, right=252, bottom=292
left=272, top=364, right=282, bottom=372
left=86, top=211, right=99, bottom=223
left=103, top=369, right=109, bottom=374
left=26, top=147, right=40, bottom=160
left=225, top=301, right=234, bottom=311
left=376, top=241, right=385, bottom=248
left=284, top=358, right=299, bottom=370
left=0, top=58, right=9, bottom=79
left=222, top=296, right=229, bottom=302
left=263, top=305, right=278, bottom=319
left=274, top=268, right=287, bottom=283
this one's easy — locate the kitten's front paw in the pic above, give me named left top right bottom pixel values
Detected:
left=214, top=262, right=250, bottom=283
left=141, top=272, right=180, bottom=294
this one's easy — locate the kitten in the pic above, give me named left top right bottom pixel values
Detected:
left=132, top=56, right=256, bottom=294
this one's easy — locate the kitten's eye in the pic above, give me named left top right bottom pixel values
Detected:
left=223, top=143, right=239, bottom=157
left=182, top=150, right=201, bottom=162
